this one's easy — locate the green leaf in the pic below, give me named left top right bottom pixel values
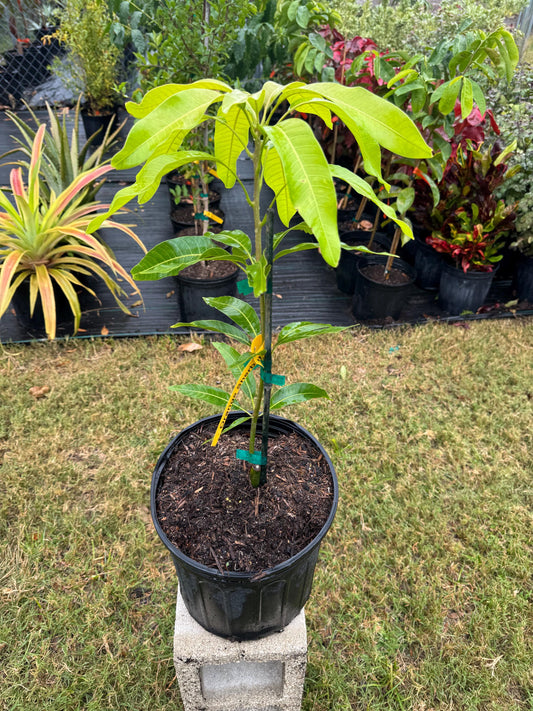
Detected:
left=212, top=342, right=256, bottom=403
left=437, top=78, right=462, bottom=116
left=469, top=79, right=486, bottom=116
left=308, top=83, right=432, bottom=159
left=214, top=103, right=250, bottom=189
left=263, top=119, right=340, bottom=267
left=169, top=383, right=230, bottom=408
left=203, top=296, right=260, bottom=337
left=171, top=319, right=250, bottom=344
left=135, top=151, right=214, bottom=204
left=276, top=321, right=346, bottom=346
left=271, top=382, right=329, bottom=409
left=460, top=78, right=474, bottom=120
left=395, top=187, right=415, bottom=215
left=273, top=242, right=318, bottom=262
left=210, top=230, right=252, bottom=260
left=263, top=145, right=296, bottom=227
left=131, top=235, right=232, bottom=280
left=330, top=165, right=413, bottom=239
left=295, top=4, right=310, bottom=28
left=113, top=88, right=222, bottom=169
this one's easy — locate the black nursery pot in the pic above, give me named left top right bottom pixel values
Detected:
left=413, top=235, right=443, bottom=291
left=151, top=412, right=339, bottom=640
left=352, top=254, right=416, bottom=321
left=438, top=262, right=496, bottom=315
left=515, top=255, right=533, bottom=302
left=336, top=231, right=391, bottom=295
left=176, top=267, right=238, bottom=322
left=81, top=110, right=118, bottom=147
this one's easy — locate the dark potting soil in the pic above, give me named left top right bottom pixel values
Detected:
left=361, top=263, right=411, bottom=286
left=338, top=218, right=374, bottom=234
left=155, top=421, right=334, bottom=574
left=174, top=225, right=224, bottom=237
left=171, top=204, right=224, bottom=226
left=180, top=261, right=237, bottom=279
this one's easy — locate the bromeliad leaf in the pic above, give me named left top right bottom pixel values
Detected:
left=131, top=235, right=237, bottom=280
left=276, top=322, right=347, bottom=346
left=171, top=319, right=251, bottom=345
left=203, top=296, right=260, bottom=337
left=270, top=383, right=329, bottom=409
left=169, top=383, right=231, bottom=408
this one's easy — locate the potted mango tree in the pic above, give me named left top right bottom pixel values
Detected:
left=94, top=78, right=431, bottom=639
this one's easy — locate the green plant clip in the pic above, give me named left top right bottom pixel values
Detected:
left=235, top=449, right=266, bottom=466
left=237, top=280, right=254, bottom=295
left=260, top=369, right=285, bottom=386
left=194, top=212, right=210, bottom=220
left=200, top=192, right=209, bottom=198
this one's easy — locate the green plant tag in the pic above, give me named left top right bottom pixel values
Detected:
left=235, top=449, right=266, bottom=466
left=237, top=280, right=254, bottom=295
left=260, top=370, right=286, bottom=386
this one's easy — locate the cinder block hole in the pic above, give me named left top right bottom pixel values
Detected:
left=200, top=660, right=284, bottom=701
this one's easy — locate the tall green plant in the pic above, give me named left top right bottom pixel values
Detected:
left=92, top=78, right=431, bottom=485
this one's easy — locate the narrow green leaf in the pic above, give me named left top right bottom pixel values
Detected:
left=131, top=235, right=231, bottom=280
left=263, top=145, right=296, bottom=227
left=276, top=322, right=346, bottom=346
left=469, top=79, right=486, bottom=116
left=273, top=242, right=318, bottom=262
left=460, top=78, right=474, bottom=120
left=171, top=319, right=250, bottom=344
left=203, top=296, right=260, bottom=337
left=169, top=383, right=231, bottom=408
left=263, top=119, right=340, bottom=266
left=270, top=382, right=329, bottom=409
left=214, top=103, right=250, bottom=189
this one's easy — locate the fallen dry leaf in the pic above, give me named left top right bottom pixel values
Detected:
left=29, top=385, right=50, bottom=399
left=178, top=342, right=203, bottom=353
left=100, top=326, right=109, bottom=336
left=131, top=300, right=143, bottom=307
left=166, top=290, right=175, bottom=298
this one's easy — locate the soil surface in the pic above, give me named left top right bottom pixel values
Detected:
left=155, top=420, right=334, bottom=573
left=171, top=204, right=224, bottom=227
left=360, top=263, right=412, bottom=285
left=179, top=261, right=237, bottom=279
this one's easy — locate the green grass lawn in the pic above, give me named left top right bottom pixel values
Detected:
left=1, top=319, right=532, bottom=710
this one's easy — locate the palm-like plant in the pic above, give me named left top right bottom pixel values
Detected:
left=0, top=124, right=145, bottom=340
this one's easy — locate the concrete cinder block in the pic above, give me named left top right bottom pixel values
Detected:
left=173, top=588, right=307, bottom=711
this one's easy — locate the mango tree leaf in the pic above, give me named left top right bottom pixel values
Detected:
left=131, top=235, right=234, bottom=280
left=113, top=89, right=222, bottom=169
left=395, top=187, right=415, bottom=215
left=271, top=382, right=329, bottom=409
left=273, top=241, right=319, bottom=262
left=214, top=103, right=250, bottom=189
left=135, top=151, right=214, bottom=204
left=169, top=383, right=230, bottom=407
left=171, top=319, right=250, bottom=344
left=246, top=258, right=269, bottom=297
left=210, top=230, right=252, bottom=259
left=263, top=119, right=340, bottom=267
left=276, top=321, right=347, bottom=346
left=307, top=83, right=432, bottom=159
left=331, top=165, right=413, bottom=239
left=263, top=144, right=296, bottom=227
left=212, top=342, right=256, bottom=404
left=126, top=79, right=231, bottom=118
left=203, top=296, right=260, bottom=337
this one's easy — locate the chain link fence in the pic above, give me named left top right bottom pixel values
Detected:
left=0, top=2, right=64, bottom=108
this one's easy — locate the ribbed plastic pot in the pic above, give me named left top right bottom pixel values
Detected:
left=438, top=262, right=496, bottom=315
left=151, top=412, right=339, bottom=640
left=515, top=255, right=533, bottom=302
left=336, top=231, right=391, bottom=295
left=413, top=236, right=443, bottom=291
left=352, top=254, right=416, bottom=320
left=176, top=268, right=238, bottom=322
left=81, top=110, right=118, bottom=147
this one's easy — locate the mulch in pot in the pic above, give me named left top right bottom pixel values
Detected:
left=360, top=262, right=412, bottom=285
left=179, top=261, right=237, bottom=280
left=155, top=420, right=334, bottom=574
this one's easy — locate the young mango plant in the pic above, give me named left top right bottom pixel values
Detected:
left=94, top=78, right=431, bottom=485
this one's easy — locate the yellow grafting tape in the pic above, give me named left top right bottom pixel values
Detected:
left=211, top=335, right=264, bottom=447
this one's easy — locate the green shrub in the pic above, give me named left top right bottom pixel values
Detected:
left=332, top=0, right=527, bottom=52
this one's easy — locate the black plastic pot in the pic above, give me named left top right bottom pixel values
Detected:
left=336, top=231, right=391, bottom=295
left=176, top=267, right=238, bottom=322
left=413, top=235, right=443, bottom=291
left=151, top=412, right=338, bottom=640
left=352, top=254, right=416, bottom=321
left=81, top=110, right=118, bottom=147
left=515, top=255, right=533, bottom=302
left=438, top=262, right=496, bottom=315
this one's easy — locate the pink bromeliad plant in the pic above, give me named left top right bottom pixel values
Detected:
left=0, top=124, right=145, bottom=339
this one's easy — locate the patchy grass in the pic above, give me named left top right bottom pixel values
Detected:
left=0, top=319, right=532, bottom=710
